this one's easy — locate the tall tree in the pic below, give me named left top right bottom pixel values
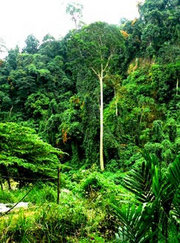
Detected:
left=65, top=22, right=125, bottom=170
left=23, top=35, right=39, bottom=54
left=66, top=2, right=84, bottom=29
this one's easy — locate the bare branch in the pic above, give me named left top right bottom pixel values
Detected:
left=91, top=67, right=100, bottom=78
left=103, top=54, right=113, bottom=72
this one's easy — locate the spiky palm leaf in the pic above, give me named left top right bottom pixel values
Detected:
left=112, top=203, right=153, bottom=243
left=119, top=155, right=180, bottom=242
left=160, top=156, right=180, bottom=215
left=171, top=188, right=180, bottom=225
left=168, top=156, right=180, bottom=188
left=121, top=155, right=160, bottom=203
left=161, top=156, right=180, bottom=236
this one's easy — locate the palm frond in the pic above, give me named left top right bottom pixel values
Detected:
left=112, top=203, right=153, bottom=243
left=121, top=155, right=159, bottom=203
left=168, top=156, right=180, bottom=189
left=161, top=156, right=180, bottom=212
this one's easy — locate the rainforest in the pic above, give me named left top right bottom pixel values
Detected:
left=0, top=0, right=179, bottom=242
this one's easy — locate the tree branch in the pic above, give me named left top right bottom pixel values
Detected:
left=91, top=67, right=100, bottom=78
left=103, top=53, right=113, bottom=72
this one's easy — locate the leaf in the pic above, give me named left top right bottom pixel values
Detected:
left=111, top=203, right=153, bottom=243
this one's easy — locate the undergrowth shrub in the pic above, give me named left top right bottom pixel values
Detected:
left=81, top=174, right=103, bottom=197
left=0, top=169, right=134, bottom=242
left=34, top=203, right=87, bottom=241
left=25, top=183, right=57, bottom=204
left=0, top=182, right=57, bottom=205
left=0, top=202, right=87, bottom=242
left=0, top=190, right=15, bottom=203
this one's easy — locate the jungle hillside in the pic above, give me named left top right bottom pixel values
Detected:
left=0, top=0, right=180, bottom=242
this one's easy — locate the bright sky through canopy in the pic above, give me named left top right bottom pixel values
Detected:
left=0, top=0, right=139, bottom=53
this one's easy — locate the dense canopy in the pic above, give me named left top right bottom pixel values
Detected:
left=0, top=0, right=179, bottom=242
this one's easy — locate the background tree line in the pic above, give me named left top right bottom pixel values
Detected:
left=0, top=0, right=179, bottom=173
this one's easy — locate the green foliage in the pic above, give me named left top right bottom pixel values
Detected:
left=0, top=169, right=125, bottom=242
left=113, top=204, right=153, bottom=243
left=0, top=122, right=62, bottom=183
left=25, top=92, right=50, bottom=118
left=0, top=190, right=14, bottom=203
left=0, top=5, right=179, bottom=168
left=80, top=173, right=104, bottom=197
left=112, top=155, right=180, bottom=242
left=0, top=182, right=57, bottom=204
left=23, top=35, right=39, bottom=54
left=0, top=1, right=179, bottom=241
left=0, top=202, right=87, bottom=242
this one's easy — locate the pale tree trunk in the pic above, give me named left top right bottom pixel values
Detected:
left=115, top=101, right=118, bottom=117
left=100, top=75, right=104, bottom=171
left=91, top=54, right=112, bottom=171
left=114, top=89, right=118, bottom=117
left=91, top=67, right=105, bottom=171
left=176, top=78, right=179, bottom=95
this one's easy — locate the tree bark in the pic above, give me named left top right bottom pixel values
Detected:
left=91, top=54, right=113, bottom=171
left=100, top=76, right=104, bottom=171
left=176, top=78, right=179, bottom=95
left=57, top=167, right=60, bottom=204
left=114, top=89, right=118, bottom=117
